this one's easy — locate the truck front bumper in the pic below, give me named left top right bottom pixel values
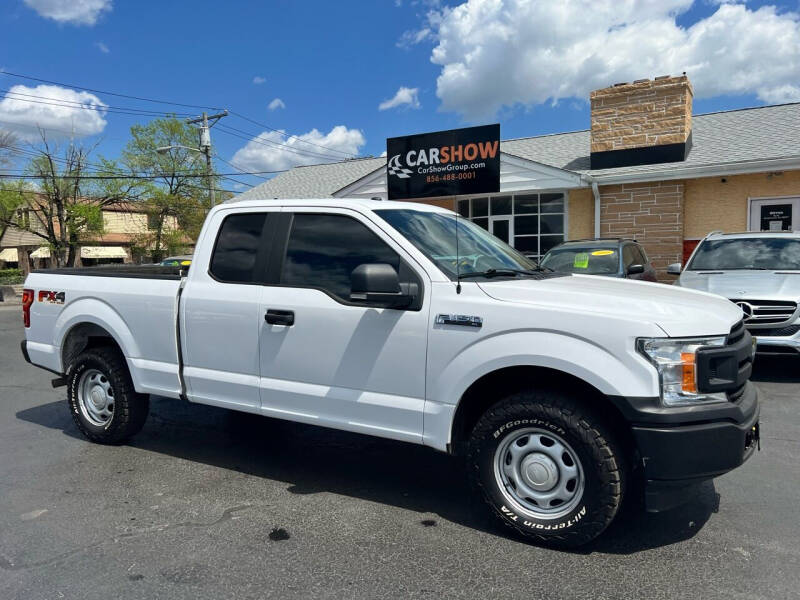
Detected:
left=611, top=382, right=760, bottom=512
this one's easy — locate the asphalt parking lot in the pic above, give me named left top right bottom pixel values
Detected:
left=1, top=304, right=799, bottom=600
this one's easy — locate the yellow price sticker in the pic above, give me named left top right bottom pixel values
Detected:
left=591, top=250, right=615, bottom=256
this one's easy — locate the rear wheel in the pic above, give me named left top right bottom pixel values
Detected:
left=67, top=346, right=149, bottom=444
left=467, top=390, right=626, bottom=547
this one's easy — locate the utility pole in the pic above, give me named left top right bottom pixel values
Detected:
left=186, top=110, right=228, bottom=208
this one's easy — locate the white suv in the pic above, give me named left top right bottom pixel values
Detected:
left=670, top=231, right=800, bottom=355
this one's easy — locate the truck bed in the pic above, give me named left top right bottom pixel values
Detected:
left=23, top=267, right=185, bottom=398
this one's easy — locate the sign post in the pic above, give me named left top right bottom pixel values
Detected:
left=386, top=124, right=500, bottom=200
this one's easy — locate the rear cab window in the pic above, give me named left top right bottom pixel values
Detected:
left=209, top=213, right=269, bottom=283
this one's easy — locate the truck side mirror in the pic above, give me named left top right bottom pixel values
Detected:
left=666, top=262, right=682, bottom=275
left=350, top=263, right=413, bottom=309
left=626, top=264, right=645, bottom=275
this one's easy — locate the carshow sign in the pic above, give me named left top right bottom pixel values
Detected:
left=386, top=124, right=500, bottom=200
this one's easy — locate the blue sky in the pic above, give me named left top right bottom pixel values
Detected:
left=1, top=0, right=799, bottom=190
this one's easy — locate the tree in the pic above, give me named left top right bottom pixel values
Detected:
left=0, top=130, right=16, bottom=169
left=0, top=134, right=139, bottom=267
left=120, top=118, right=214, bottom=262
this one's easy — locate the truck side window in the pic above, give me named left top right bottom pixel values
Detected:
left=281, top=213, right=401, bottom=300
left=209, top=213, right=267, bottom=283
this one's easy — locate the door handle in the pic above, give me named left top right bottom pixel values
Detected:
left=265, top=309, right=294, bottom=326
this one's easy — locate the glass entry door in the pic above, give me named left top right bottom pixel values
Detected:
left=489, top=216, right=513, bottom=244
left=750, top=198, right=800, bottom=232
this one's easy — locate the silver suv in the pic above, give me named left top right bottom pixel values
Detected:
left=669, top=231, right=800, bottom=355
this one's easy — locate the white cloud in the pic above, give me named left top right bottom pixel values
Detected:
left=420, top=0, right=800, bottom=120
left=268, top=98, right=285, bottom=111
left=231, top=125, right=365, bottom=172
left=0, top=84, right=107, bottom=141
left=95, top=41, right=109, bottom=53
left=24, top=0, right=112, bottom=26
left=378, top=86, right=421, bottom=111
left=253, top=76, right=266, bottom=85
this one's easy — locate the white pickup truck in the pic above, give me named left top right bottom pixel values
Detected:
left=21, top=199, right=760, bottom=547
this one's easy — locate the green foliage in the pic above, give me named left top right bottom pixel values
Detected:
left=0, top=268, right=23, bottom=285
left=120, top=118, right=212, bottom=260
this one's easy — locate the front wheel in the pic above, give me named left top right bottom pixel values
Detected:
left=67, top=346, right=149, bottom=444
left=467, top=391, right=626, bottom=547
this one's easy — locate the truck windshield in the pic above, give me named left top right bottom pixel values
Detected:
left=539, top=246, right=619, bottom=275
left=375, top=209, right=536, bottom=280
left=688, top=238, right=800, bottom=271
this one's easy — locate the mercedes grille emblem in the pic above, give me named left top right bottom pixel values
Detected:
left=736, top=301, right=754, bottom=321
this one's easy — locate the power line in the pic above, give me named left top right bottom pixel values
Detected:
left=213, top=153, right=271, bottom=181
left=216, top=124, right=349, bottom=162
left=229, top=110, right=358, bottom=158
left=0, top=70, right=224, bottom=111
left=4, top=144, right=286, bottom=177
left=1, top=70, right=358, bottom=168
left=0, top=171, right=282, bottom=180
left=0, top=88, right=194, bottom=117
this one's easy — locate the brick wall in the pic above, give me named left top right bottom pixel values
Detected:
left=684, top=170, right=800, bottom=238
left=599, top=181, right=684, bottom=280
left=590, top=75, right=693, bottom=153
left=567, top=188, right=594, bottom=239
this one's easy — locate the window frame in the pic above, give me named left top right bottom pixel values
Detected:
left=268, top=210, right=425, bottom=310
left=207, top=211, right=274, bottom=285
left=457, top=190, right=568, bottom=259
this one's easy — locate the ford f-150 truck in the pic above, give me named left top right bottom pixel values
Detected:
left=20, top=199, right=760, bottom=547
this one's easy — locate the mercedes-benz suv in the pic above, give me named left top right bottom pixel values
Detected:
left=670, top=231, right=800, bottom=355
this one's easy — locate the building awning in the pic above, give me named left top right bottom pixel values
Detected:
left=0, top=248, right=18, bottom=262
left=30, top=247, right=51, bottom=259
left=81, top=246, right=128, bottom=259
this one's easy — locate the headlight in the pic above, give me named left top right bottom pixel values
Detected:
left=637, top=336, right=727, bottom=406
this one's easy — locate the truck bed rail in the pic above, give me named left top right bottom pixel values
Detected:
left=32, top=265, right=185, bottom=281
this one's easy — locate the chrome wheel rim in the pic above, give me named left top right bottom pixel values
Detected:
left=77, top=369, right=114, bottom=426
left=493, top=427, right=584, bottom=520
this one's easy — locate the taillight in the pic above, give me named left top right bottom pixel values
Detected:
left=22, top=288, right=34, bottom=328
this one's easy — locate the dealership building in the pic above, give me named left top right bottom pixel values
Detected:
left=235, top=75, right=800, bottom=280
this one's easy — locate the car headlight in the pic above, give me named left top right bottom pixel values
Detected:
left=637, top=336, right=727, bottom=406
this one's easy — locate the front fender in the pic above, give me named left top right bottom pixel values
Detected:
left=422, top=330, right=658, bottom=451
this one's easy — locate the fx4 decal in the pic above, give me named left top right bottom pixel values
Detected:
left=38, top=290, right=65, bottom=304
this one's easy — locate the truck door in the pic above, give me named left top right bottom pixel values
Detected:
left=180, top=209, right=274, bottom=412
left=258, top=209, right=429, bottom=443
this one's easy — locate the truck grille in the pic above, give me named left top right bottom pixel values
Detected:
left=726, top=321, right=750, bottom=402
left=731, top=299, right=797, bottom=326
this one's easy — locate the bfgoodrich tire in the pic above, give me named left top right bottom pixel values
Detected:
left=467, top=391, right=626, bottom=548
left=67, top=346, right=149, bottom=444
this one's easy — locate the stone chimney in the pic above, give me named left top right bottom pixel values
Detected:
left=590, top=74, right=693, bottom=169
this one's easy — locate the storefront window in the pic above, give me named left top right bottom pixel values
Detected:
left=458, top=192, right=565, bottom=259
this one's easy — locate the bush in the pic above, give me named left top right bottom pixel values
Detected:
left=0, top=268, right=24, bottom=285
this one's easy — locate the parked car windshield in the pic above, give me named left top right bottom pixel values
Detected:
left=539, top=246, right=619, bottom=275
left=375, top=209, right=536, bottom=279
left=688, top=238, right=800, bottom=270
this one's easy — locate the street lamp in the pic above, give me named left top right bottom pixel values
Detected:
left=156, top=144, right=216, bottom=208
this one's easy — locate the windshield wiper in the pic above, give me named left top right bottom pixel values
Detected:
left=458, top=268, right=535, bottom=280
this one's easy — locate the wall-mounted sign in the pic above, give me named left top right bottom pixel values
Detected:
left=386, top=124, right=500, bottom=200
left=760, top=204, right=792, bottom=231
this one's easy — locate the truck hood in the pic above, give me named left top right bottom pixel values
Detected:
left=477, top=274, right=742, bottom=337
left=677, top=270, right=800, bottom=300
